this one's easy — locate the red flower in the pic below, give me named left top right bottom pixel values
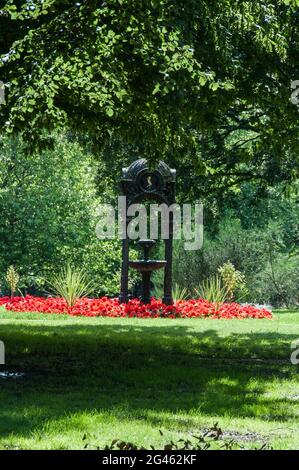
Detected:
left=0, top=295, right=272, bottom=320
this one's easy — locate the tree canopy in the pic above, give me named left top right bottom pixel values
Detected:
left=0, top=0, right=299, bottom=192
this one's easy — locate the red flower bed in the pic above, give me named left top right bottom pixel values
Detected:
left=0, top=295, right=272, bottom=319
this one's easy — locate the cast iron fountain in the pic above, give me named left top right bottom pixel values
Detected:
left=119, top=159, right=176, bottom=305
left=129, top=239, right=167, bottom=304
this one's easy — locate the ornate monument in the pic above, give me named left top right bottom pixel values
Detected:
left=119, top=159, right=176, bottom=305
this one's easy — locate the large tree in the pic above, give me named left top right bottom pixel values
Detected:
left=0, top=0, right=299, bottom=194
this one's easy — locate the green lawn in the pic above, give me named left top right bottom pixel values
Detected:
left=0, top=307, right=298, bottom=450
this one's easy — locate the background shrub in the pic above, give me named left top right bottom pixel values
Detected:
left=0, top=135, right=121, bottom=296
left=156, top=217, right=299, bottom=307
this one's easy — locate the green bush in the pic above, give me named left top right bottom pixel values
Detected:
left=167, top=217, right=298, bottom=307
left=218, top=261, right=248, bottom=302
left=5, top=265, right=20, bottom=297
left=249, top=254, right=299, bottom=307
left=0, top=135, right=121, bottom=296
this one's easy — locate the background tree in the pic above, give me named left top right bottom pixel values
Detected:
left=0, top=0, right=298, bottom=194
left=0, top=134, right=121, bottom=295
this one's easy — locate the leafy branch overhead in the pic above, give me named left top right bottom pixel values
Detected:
left=0, top=1, right=299, bottom=191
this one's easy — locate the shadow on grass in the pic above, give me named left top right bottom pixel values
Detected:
left=0, top=321, right=298, bottom=441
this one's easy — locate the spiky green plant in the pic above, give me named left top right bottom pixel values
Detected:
left=49, top=264, right=94, bottom=307
left=172, top=283, right=188, bottom=302
left=152, top=283, right=188, bottom=302
left=195, top=275, right=228, bottom=305
left=5, top=265, right=20, bottom=297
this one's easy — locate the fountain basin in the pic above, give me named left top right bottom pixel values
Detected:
left=129, top=260, right=167, bottom=272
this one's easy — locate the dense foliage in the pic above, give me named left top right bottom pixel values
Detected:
left=170, top=213, right=299, bottom=307
left=0, top=135, right=121, bottom=295
left=0, top=1, right=299, bottom=194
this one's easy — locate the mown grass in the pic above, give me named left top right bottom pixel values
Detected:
left=0, top=307, right=298, bottom=450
